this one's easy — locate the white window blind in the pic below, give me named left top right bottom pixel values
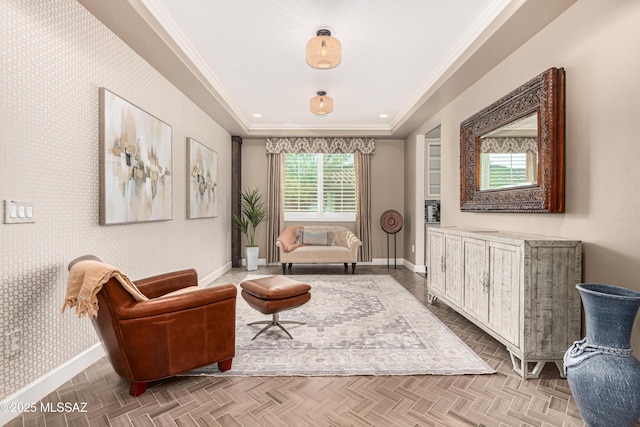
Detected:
left=480, top=153, right=528, bottom=189
left=284, top=153, right=356, bottom=221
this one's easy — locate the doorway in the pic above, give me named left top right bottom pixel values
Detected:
left=423, top=125, right=441, bottom=273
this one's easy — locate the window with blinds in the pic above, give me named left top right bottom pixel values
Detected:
left=284, top=153, right=356, bottom=221
left=480, top=153, right=528, bottom=189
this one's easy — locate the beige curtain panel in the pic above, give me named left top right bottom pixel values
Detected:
left=266, top=153, right=284, bottom=264
left=355, top=152, right=372, bottom=262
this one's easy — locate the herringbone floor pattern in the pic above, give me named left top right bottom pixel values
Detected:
left=9, top=265, right=631, bottom=426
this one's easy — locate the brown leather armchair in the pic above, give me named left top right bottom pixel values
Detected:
left=67, top=256, right=237, bottom=396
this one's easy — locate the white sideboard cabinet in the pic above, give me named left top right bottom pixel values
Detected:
left=427, top=227, right=582, bottom=378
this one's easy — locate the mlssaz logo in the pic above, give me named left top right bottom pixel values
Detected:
left=40, top=402, right=88, bottom=413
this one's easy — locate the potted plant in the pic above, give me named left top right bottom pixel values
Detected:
left=233, top=188, right=266, bottom=271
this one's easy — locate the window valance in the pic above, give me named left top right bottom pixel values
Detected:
left=266, top=138, right=375, bottom=154
left=480, top=137, right=538, bottom=154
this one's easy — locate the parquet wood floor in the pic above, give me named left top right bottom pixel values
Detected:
left=9, top=265, right=632, bottom=426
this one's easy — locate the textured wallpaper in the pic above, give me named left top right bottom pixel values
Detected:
left=0, top=0, right=232, bottom=399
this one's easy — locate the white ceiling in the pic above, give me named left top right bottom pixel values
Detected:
left=79, top=0, right=577, bottom=138
left=141, top=0, right=509, bottom=133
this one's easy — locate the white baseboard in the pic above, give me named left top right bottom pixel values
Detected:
left=369, top=258, right=426, bottom=273
left=268, top=259, right=403, bottom=267
left=402, top=259, right=427, bottom=274
left=0, top=343, right=105, bottom=425
left=268, top=258, right=424, bottom=272
left=199, top=261, right=232, bottom=286
left=369, top=257, right=404, bottom=267
left=240, top=258, right=267, bottom=266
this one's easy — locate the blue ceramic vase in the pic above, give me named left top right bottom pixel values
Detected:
left=564, top=283, right=640, bottom=427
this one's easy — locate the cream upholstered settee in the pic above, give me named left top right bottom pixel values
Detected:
left=276, top=225, right=362, bottom=274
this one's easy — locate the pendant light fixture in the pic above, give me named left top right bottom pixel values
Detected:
left=306, top=29, right=342, bottom=69
left=310, top=91, right=334, bottom=115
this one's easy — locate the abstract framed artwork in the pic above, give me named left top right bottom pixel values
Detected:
left=188, top=137, right=218, bottom=219
left=99, top=88, right=172, bottom=225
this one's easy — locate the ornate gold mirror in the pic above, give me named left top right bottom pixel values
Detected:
left=460, top=67, right=565, bottom=212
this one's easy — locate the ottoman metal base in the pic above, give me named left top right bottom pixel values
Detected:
left=247, top=313, right=305, bottom=340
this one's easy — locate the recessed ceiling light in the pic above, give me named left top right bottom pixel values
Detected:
left=252, top=113, right=262, bottom=118
left=379, top=114, right=389, bottom=118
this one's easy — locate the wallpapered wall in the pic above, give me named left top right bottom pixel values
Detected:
left=0, top=0, right=232, bottom=399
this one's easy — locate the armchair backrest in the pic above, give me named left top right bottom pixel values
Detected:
left=92, top=276, right=139, bottom=380
left=66, top=255, right=139, bottom=379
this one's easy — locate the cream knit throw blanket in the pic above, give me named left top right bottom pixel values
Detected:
left=62, top=260, right=148, bottom=318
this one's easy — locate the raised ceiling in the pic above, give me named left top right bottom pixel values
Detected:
left=79, top=0, right=576, bottom=138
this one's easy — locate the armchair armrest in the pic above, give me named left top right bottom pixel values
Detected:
left=345, top=232, right=363, bottom=250
left=116, top=283, right=237, bottom=320
left=135, top=269, right=198, bottom=298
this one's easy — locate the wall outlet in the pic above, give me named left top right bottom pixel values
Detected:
left=6, top=329, right=22, bottom=354
left=411, top=244, right=415, bottom=253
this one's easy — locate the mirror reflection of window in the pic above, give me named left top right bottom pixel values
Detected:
left=478, top=112, right=538, bottom=191
left=480, top=152, right=537, bottom=189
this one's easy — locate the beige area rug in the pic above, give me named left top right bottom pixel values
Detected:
left=184, top=275, right=495, bottom=377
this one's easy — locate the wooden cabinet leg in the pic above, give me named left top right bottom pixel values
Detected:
left=427, top=293, right=438, bottom=304
left=509, top=352, right=557, bottom=379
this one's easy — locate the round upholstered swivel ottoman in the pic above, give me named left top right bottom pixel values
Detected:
left=240, top=275, right=311, bottom=340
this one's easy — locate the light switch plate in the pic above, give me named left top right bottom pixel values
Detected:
left=4, top=200, right=35, bottom=224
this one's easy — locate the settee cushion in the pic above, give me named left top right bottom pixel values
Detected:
left=296, top=229, right=334, bottom=246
